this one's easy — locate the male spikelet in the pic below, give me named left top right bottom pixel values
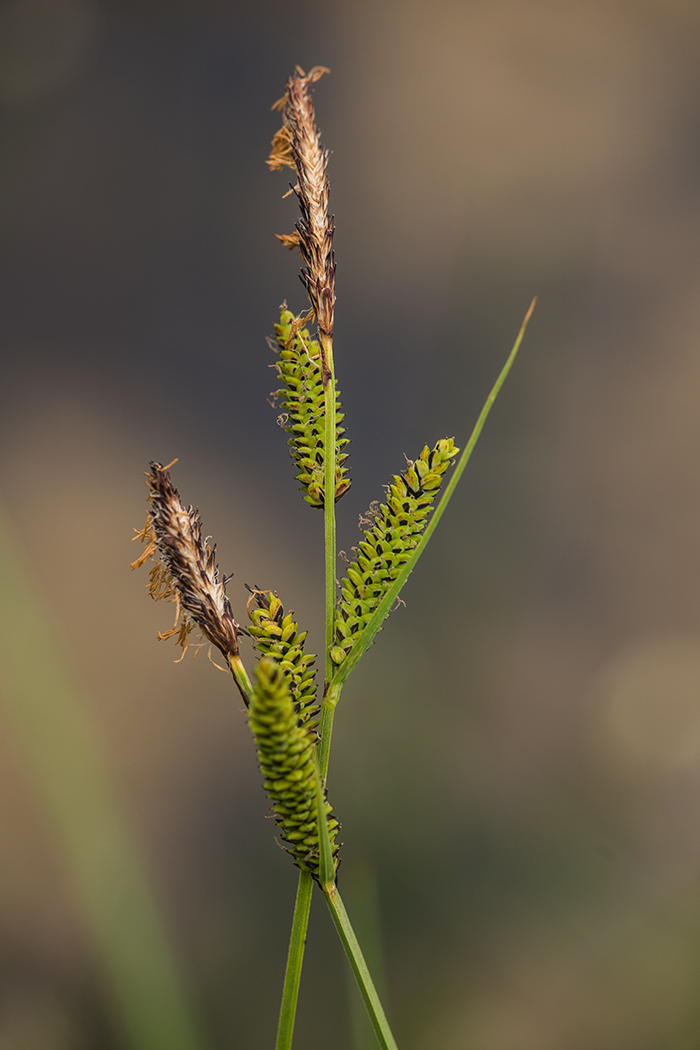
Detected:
left=268, top=66, right=335, bottom=374
left=131, top=462, right=241, bottom=665
left=272, top=307, right=350, bottom=506
left=249, top=658, right=340, bottom=881
left=331, top=440, right=459, bottom=666
left=246, top=587, right=319, bottom=730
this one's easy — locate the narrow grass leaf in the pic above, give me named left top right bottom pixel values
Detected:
left=331, top=298, right=536, bottom=688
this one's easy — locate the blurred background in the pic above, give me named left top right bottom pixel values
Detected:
left=2, top=0, right=700, bottom=1047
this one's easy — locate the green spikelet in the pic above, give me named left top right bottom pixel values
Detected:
left=249, top=658, right=340, bottom=880
left=272, top=307, right=351, bottom=507
left=246, top=587, right=318, bottom=729
left=331, top=439, right=459, bottom=666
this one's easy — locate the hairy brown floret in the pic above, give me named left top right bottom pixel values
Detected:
left=131, top=462, right=240, bottom=660
left=268, top=66, right=335, bottom=346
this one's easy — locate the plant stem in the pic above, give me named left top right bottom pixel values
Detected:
left=317, top=336, right=398, bottom=1048
left=323, top=887, right=398, bottom=1050
left=321, top=333, right=337, bottom=686
left=275, top=870, right=314, bottom=1050
left=330, top=297, right=536, bottom=690
left=315, top=760, right=337, bottom=889
left=318, top=680, right=341, bottom=781
left=274, top=332, right=340, bottom=1050
left=317, top=324, right=409, bottom=1050
left=228, top=652, right=254, bottom=705
left=319, top=332, right=343, bottom=783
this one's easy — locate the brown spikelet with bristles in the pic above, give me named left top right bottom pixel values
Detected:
left=268, top=66, right=335, bottom=349
left=131, top=462, right=240, bottom=661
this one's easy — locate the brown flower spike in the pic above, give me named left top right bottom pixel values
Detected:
left=131, top=462, right=240, bottom=663
left=268, top=65, right=335, bottom=371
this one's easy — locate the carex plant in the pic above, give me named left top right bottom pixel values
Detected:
left=131, top=65, right=535, bottom=1050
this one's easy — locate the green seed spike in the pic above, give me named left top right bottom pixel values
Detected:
left=272, top=307, right=351, bottom=507
left=246, top=587, right=319, bottom=730
left=331, top=439, right=459, bottom=667
left=249, top=658, right=340, bottom=881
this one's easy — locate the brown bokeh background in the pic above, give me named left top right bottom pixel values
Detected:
left=2, top=0, right=700, bottom=1047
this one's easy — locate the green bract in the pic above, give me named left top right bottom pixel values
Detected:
left=332, top=439, right=459, bottom=666
left=272, top=309, right=351, bottom=507
left=249, top=658, right=339, bottom=881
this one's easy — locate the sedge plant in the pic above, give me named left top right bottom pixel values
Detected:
left=131, top=65, right=535, bottom=1050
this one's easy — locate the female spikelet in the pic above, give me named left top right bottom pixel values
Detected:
left=272, top=307, right=350, bottom=507
left=249, top=658, right=340, bottom=881
left=332, top=440, right=459, bottom=666
left=246, top=586, right=319, bottom=729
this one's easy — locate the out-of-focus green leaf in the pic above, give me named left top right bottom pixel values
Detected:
left=0, top=509, right=208, bottom=1050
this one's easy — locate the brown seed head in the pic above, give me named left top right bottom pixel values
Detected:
left=268, top=66, right=335, bottom=343
left=131, top=462, right=240, bottom=660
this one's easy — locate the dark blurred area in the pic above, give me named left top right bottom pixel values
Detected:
left=2, top=0, right=700, bottom=1047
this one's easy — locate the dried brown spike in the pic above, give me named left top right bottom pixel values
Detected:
left=268, top=66, right=335, bottom=343
left=131, top=463, right=240, bottom=660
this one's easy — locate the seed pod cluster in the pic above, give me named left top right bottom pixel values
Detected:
left=273, top=308, right=350, bottom=507
left=246, top=587, right=319, bottom=730
left=331, top=439, right=459, bottom=666
left=249, top=658, right=340, bottom=881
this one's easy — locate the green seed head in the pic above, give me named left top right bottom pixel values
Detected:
left=246, top=587, right=319, bottom=729
left=271, top=307, right=351, bottom=507
left=249, top=658, right=340, bottom=880
left=332, top=439, right=459, bottom=665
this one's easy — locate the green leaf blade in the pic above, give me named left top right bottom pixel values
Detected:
left=331, top=298, right=536, bottom=689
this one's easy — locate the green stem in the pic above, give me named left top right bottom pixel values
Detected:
left=316, top=337, right=397, bottom=1048
left=323, top=887, right=398, bottom=1050
left=228, top=653, right=254, bottom=705
left=315, top=759, right=337, bottom=890
left=318, top=681, right=341, bottom=781
left=275, top=870, right=314, bottom=1050
left=272, top=331, right=340, bottom=1050
left=318, top=330, right=341, bottom=780
left=322, top=333, right=337, bottom=686
left=331, top=298, right=536, bottom=690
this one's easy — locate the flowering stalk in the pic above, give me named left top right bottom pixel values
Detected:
left=268, top=66, right=346, bottom=1049
left=267, top=66, right=404, bottom=1050
left=268, top=64, right=341, bottom=680
left=132, top=63, right=534, bottom=1050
